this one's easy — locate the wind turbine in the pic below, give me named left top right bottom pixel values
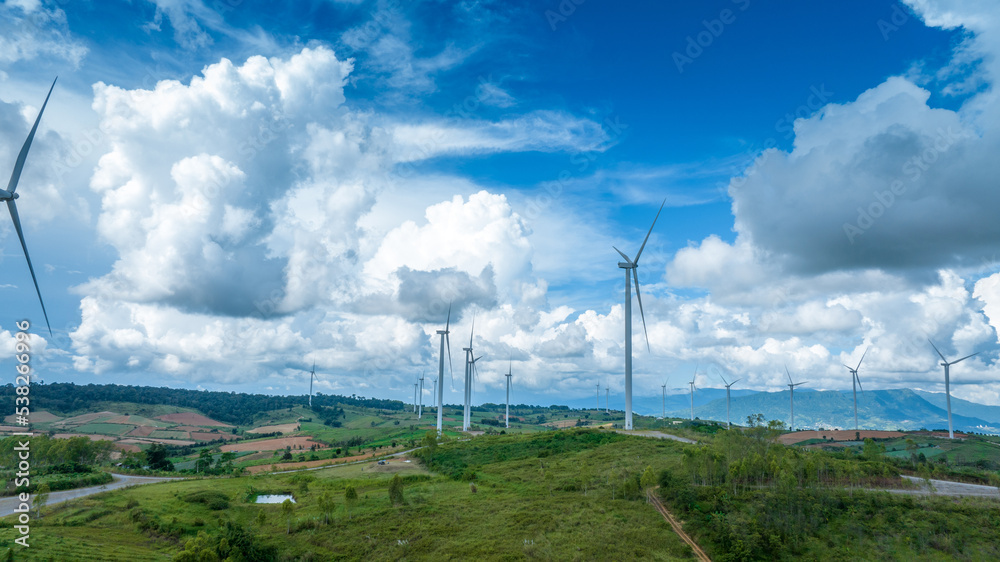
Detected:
left=929, top=340, right=979, bottom=439
left=688, top=376, right=696, bottom=421
left=720, top=373, right=741, bottom=429
left=605, top=382, right=609, bottom=414
left=413, top=382, right=418, bottom=413
left=306, top=361, right=317, bottom=408
left=661, top=381, right=667, bottom=419
left=785, top=366, right=807, bottom=432
left=596, top=382, right=601, bottom=410
left=843, top=347, right=869, bottom=432
left=435, top=305, right=453, bottom=435
left=418, top=372, right=425, bottom=419
left=505, top=357, right=512, bottom=429
left=462, top=316, right=483, bottom=432
left=614, top=199, right=665, bottom=430
left=2, top=78, right=56, bottom=337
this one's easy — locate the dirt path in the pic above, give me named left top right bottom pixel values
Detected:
left=615, top=429, right=697, bottom=444
left=647, top=488, right=711, bottom=562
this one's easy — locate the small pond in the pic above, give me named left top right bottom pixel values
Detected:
left=255, top=494, right=296, bottom=504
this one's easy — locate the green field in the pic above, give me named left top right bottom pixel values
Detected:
left=72, top=423, right=133, bottom=436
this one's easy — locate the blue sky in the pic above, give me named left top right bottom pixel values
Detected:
left=2, top=0, right=1000, bottom=416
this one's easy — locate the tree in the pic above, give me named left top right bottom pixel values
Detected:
left=146, top=443, right=174, bottom=471
left=388, top=474, right=405, bottom=506
left=34, top=483, right=50, bottom=519
left=640, top=466, right=657, bottom=490
left=344, top=485, right=358, bottom=519
left=318, top=491, right=335, bottom=524
left=280, top=499, right=294, bottom=534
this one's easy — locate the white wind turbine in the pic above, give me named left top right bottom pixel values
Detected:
left=614, top=199, right=665, bottom=430
left=462, top=317, right=483, bottom=432
left=688, top=373, right=696, bottom=421
left=843, top=347, right=869, bottom=432
left=719, top=373, right=741, bottom=429
left=605, top=382, right=609, bottom=414
left=306, top=361, right=318, bottom=408
left=2, top=78, right=57, bottom=337
left=661, top=380, right=667, bottom=419
left=418, top=372, right=425, bottom=419
left=785, top=366, right=807, bottom=432
left=505, top=357, right=513, bottom=429
left=929, top=340, right=979, bottom=439
left=596, top=381, right=601, bottom=410
left=435, top=305, right=453, bottom=435
left=413, top=382, right=418, bottom=413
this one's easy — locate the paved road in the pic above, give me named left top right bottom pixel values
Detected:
left=616, top=429, right=697, bottom=444
left=884, top=475, right=1000, bottom=499
left=0, top=474, right=182, bottom=517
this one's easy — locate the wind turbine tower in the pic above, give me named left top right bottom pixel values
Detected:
left=307, top=361, right=317, bottom=408
left=413, top=383, right=418, bottom=413
left=505, top=358, right=512, bottom=429
left=418, top=372, right=425, bottom=419
left=785, top=366, right=807, bottom=432
left=843, top=347, right=869, bottom=431
left=596, top=382, right=601, bottom=410
left=929, top=340, right=979, bottom=439
left=613, top=199, right=665, bottom=430
left=605, top=383, right=609, bottom=414
left=435, top=306, right=453, bottom=435
left=1, top=78, right=57, bottom=336
left=661, top=381, right=666, bottom=419
left=720, top=374, right=741, bottom=429
left=688, top=376, right=696, bottom=421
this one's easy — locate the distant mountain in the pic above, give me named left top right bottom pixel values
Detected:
left=667, top=388, right=1000, bottom=434
left=558, top=388, right=756, bottom=417
left=912, top=390, right=1000, bottom=425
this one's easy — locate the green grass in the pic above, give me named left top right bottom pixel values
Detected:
left=0, top=430, right=695, bottom=561
left=72, top=423, right=133, bottom=436
left=149, top=430, right=192, bottom=440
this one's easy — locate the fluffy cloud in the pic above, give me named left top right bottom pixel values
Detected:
left=0, top=1, right=87, bottom=66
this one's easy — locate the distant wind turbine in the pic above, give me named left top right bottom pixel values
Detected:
left=614, top=199, right=665, bottom=430
left=462, top=316, right=483, bottom=432
left=418, top=372, right=425, bottom=419
left=785, top=366, right=807, bottom=432
left=688, top=375, right=696, bottom=421
left=435, top=305, right=453, bottom=435
left=661, top=381, right=666, bottom=419
left=306, top=361, right=317, bottom=408
left=596, top=381, right=601, bottom=410
left=929, top=340, right=979, bottom=439
left=843, top=347, right=869, bottom=431
left=720, top=373, right=740, bottom=429
left=413, top=382, right=418, bottom=413
left=1, top=78, right=57, bottom=337
left=505, top=357, right=513, bottom=429
left=605, top=382, right=609, bottom=414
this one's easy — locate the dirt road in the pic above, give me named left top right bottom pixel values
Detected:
left=616, top=429, right=697, bottom=444
left=647, top=489, right=712, bottom=562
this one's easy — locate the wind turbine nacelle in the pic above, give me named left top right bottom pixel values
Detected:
left=0, top=190, right=15, bottom=201
left=617, top=262, right=633, bottom=269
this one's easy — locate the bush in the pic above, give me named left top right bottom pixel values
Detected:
left=182, top=490, right=230, bottom=510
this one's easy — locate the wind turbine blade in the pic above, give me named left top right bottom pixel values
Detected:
left=720, top=373, right=730, bottom=386
left=952, top=351, right=979, bottom=365
left=731, top=379, right=741, bottom=386
left=785, top=365, right=792, bottom=385
left=469, top=315, right=475, bottom=347
left=843, top=364, right=854, bottom=372
left=445, top=303, right=451, bottom=331
left=447, top=334, right=454, bottom=387
left=855, top=346, right=869, bottom=371
left=928, top=339, right=948, bottom=363
left=855, top=373, right=864, bottom=394
left=612, top=246, right=632, bottom=263
left=6, top=78, right=56, bottom=196
left=633, top=268, right=650, bottom=352
left=634, top=198, right=665, bottom=264
left=8, top=200, right=51, bottom=336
